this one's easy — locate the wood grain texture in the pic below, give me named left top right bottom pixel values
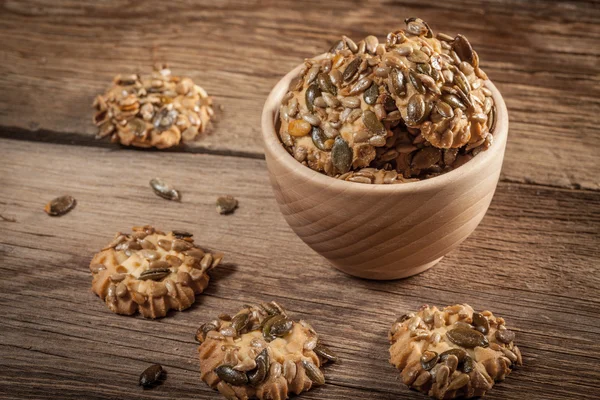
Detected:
left=0, top=0, right=599, bottom=189
left=1, top=138, right=599, bottom=399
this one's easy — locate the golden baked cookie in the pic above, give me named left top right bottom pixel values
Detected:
left=197, top=302, right=338, bottom=400
left=90, top=225, right=222, bottom=318
left=93, top=65, right=213, bottom=149
left=389, top=304, right=522, bottom=399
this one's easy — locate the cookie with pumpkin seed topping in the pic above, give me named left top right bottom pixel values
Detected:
left=89, top=225, right=222, bottom=318
left=389, top=304, right=522, bottom=399
left=197, top=302, right=337, bottom=400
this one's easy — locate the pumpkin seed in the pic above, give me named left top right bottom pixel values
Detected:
left=139, top=364, right=164, bottom=387
left=453, top=34, right=474, bottom=65
left=331, top=136, right=352, bottom=174
left=440, top=348, right=468, bottom=363
left=139, top=268, right=170, bottom=281
left=270, top=317, right=293, bottom=337
left=420, top=351, right=439, bottom=370
left=349, top=77, right=372, bottom=95
left=462, top=356, right=475, bottom=373
left=311, top=126, right=332, bottom=151
left=44, top=195, right=76, bottom=216
left=217, top=195, right=238, bottom=215
left=342, top=57, right=361, bottom=81
left=363, top=82, right=379, bottom=105
left=409, top=71, right=426, bottom=94
left=389, top=68, right=406, bottom=97
left=305, top=84, right=322, bottom=113
left=495, top=329, right=515, bottom=344
left=329, top=39, right=344, bottom=53
left=248, top=348, right=270, bottom=386
left=446, top=327, right=489, bottom=348
left=416, top=63, right=432, bottom=76
left=301, top=360, right=325, bottom=386
left=411, top=147, right=441, bottom=169
left=363, top=110, right=386, bottom=136
left=317, top=73, right=337, bottom=95
left=231, top=312, right=250, bottom=333
left=406, top=94, right=425, bottom=125
left=472, top=313, right=490, bottom=334
left=262, top=314, right=284, bottom=341
left=172, top=238, right=193, bottom=251
left=215, top=365, right=248, bottom=386
left=150, top=178, right=181, bottom=201
left=408, top=49, right=429, bottom=63
left=314, top=343, right=339, bottom=362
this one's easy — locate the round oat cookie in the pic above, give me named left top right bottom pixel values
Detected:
left=389, top=304, right=522, bottom=399
left=197, top=302, right=338, bottom=400
left=89, top=225, right=222, bottom=318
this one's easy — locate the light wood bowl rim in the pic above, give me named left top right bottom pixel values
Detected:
left=261, top=54, right=508, bottom=193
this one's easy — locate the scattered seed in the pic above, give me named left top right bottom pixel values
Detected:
left=0, top=214, right=16, bottom=223
left=314, top=343, right=339, bottom=362
left=44, top=195, right=76, bottom=216
left=216, top=195, right=238, bottom=215
left=150, top=178, right=180, bottom=202
left=139, top=364, right=164, bottom=388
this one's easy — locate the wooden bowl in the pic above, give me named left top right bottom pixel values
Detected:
left=261, top=58, right=508, bottom=280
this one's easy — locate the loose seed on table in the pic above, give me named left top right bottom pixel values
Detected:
left=44, top=195, right=76, bottom=216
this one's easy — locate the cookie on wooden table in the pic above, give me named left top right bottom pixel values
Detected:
left=389, top=304, right=522, bottom=399
left=197, top=302, right=338, bottom=400
left=90, top=225, right=222, bottom=318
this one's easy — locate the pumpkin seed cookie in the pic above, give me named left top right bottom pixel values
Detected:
left=90, top=225, right=222, bottom=318
left=197, top=302, right=337, bottom=400
left=93, top=64, right=213, bottom=149
left=389, top=304, right=522, bottom=399
left=279, top=18, right=495, bottom=183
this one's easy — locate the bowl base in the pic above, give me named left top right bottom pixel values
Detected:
left=329, top=256, right=443, bottom=281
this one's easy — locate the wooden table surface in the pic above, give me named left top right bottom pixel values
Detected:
left=1, top=1, right=598, bottom=399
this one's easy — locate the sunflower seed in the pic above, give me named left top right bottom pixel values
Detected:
left=409, top=71, right=426, bottom=94
left=171, top=239, right=192, bottom=252
left=157, top=239, right=172, bottom=251
left=343, top=35, right=358, bottom=53
left=44, top=195, right=76, bottom=216
left=408, top=49, right=429, bottom=63
left=303, top=113, right=321, bottom=126
left=349, top=77, right=372, bottom=95
left=217, top=195, right=238, bottom=215
left=139, top=268, right=170, bottom=281
left=340, top=96, right=361, bottom=108
left=150, top=178, right=180, bottom=201
left=140, top=250, right=161, bottom=261
left=139, top=364, right=164, bottom=387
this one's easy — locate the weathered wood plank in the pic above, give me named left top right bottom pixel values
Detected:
left=0, top=138, right=598, bottom=399
left=0, top=0, right=598, bottom=189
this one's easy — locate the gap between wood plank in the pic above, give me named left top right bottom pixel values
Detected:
left=0, top=130, right=597, bottom=193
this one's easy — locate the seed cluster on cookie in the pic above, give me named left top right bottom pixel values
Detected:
left=389, top=304, right=522, bottom=399
left=278, top=18, right=495, bottom=184
left=90, top=225, right=222, bottom=318
left=93, top=64, right=213, bottom=149
left=197, top=302, right=337, bottom=400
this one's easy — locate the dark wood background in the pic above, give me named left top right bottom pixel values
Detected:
left=0, top=1, right=598, bottom=399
